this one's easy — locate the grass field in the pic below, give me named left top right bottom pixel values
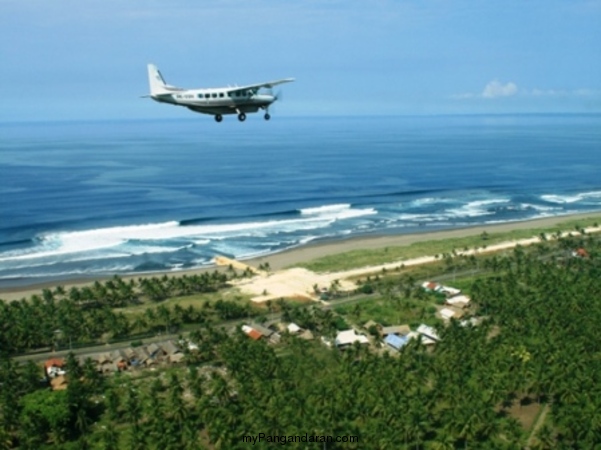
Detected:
left=296, top=215, right=601, bottom=273
left=334, top=295, right=441, bottom=329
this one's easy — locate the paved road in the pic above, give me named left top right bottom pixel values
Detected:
left=13, top=314, right=278, bottom=364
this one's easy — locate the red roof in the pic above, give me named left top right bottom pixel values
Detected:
left=576, top=248, right=589, bottom=257
left=44, top=358, right=65, bottom=369
left=247, top=329, right=263, bottom=340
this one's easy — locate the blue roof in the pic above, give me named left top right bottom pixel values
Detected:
left=385, top=334, right=408, bottom=351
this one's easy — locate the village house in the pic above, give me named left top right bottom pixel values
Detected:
left=440, top=307, right=465, bottom=321
left=44, top=358, right=66, bottom=378
left=250, top=323, right=274, bottom=338
left=287, top=322, right=302, bottom=334
left=422, top=281, right=461, bottom=297
left=379, top=324, right=411, bottom=338
left=416, top=324, right=440, bottom=344
left=242, top=323, right=281, bottom=344
left=283, top=322, right=314, bottom=340
left=335, top=329, right=370, bottom=349
left=92, top=353, right=114, bottom=373
left=110, top=350, right=128, bottom=371
left=242, top=325, right=263, bottom=341
left=134, top=347, right=151, bottom=366
left=384, top=334, right=410, bottom=352
left=146, top=343, right=164, bottom=359
left=179, top=338, right=199, bottom=352
left=446, top=294, right=470, bottom=308
left=123, top=347, right=137, bottom=361
left=162, top=340, right=184, bottom=364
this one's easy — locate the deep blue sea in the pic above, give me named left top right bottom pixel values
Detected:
left=1, top=114, right=600, bottom=286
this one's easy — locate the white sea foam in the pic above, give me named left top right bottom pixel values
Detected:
left=541, top=191, right=601, bottom=204
left=409, top=197, right=454, bottom=207
left=0, top=221, right=183, bottom=262
left=0, top=264, right=135, bottom=280
left=542, top=194, right=582, bottom=204
left=396, top=213, right=437, bottom=222
left=0, top=205, right=377, bottom=263
left=300, top=204, right=351, bottom=215
left=520, top=203, right=561, bottom=212
left=123, top=244, right=190, bottom=256
left=391, top=198, right=510, bottom=223
left=446, top=199, right=509, bottom=218
left=298, top=236, right=318, bottom=245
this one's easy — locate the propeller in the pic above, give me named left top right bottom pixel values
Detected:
left=265, top=87, right=283, bottom=102
left=262, top=88, right=283, bottom=119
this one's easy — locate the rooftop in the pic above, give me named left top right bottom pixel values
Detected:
left=384, top=334, right=409, bottom=351
left=335, top=329, right=369, bottom=347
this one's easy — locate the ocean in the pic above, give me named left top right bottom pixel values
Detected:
left=1, top=114, right=600, bottom=286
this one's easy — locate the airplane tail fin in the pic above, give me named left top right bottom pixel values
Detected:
left=147, top=64, right=183, bottom=95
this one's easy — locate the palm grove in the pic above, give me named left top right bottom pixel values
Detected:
left=1, top=232, right=601, bottom=448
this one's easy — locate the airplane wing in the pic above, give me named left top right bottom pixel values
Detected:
left=225, top=78, right=295, bottom=94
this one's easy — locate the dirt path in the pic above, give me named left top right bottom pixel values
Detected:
left=525, top=403, right=551, bottom=449
left=236, top=226, right=601, bottom=303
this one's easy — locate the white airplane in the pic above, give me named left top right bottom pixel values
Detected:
left=146, top=64, right=294, bottom=122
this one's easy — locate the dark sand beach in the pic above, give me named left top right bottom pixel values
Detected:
left=248, top=212, right=601, bottom=270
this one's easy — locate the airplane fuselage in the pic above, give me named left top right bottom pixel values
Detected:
left=151, top=88, right=275, bottom=115
left=146, top=64, right=294, bottom=122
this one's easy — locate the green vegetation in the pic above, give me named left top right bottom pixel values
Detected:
left=298, top=214, right=601, bottom=272
left=0, top=271, right=263, bottom=355
left=335, top=297, right=438, bottom=328
left=1, top=226, right=601, bottom=448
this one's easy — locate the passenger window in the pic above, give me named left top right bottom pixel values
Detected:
left=211, top=93, right=217, bottom=98
left=219, top=93, right=224, bottom=98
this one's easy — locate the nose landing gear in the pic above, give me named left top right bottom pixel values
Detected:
left=214, top=114, right=223, bottom=123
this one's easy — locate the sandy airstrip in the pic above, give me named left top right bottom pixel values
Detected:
left=235, top=222, right=601, bottom=303
left=1, top=212, right=601, bottom=303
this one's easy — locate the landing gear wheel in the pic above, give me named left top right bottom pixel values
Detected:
left=264, top=113, right=271, bottom=121
left=215, top=114, right=223, bottom=123
left=238, top=112, right=246, bottom=122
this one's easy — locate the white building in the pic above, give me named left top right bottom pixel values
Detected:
left=287, top=323, right=302, bottom=334
left=446, top=294, right=470, bottom=308
left=440, top=308, right=456, bottom=321
left=335, top=329, right=369, bottom=348
left=406, top=330, right=436, bottom=346
left=416, top=324, right=440, bottom=341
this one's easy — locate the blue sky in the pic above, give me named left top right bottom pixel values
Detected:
left=1, top=0, right=600, bottom=121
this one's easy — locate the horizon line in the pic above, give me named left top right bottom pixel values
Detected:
left=2, top=112, right=601, bottom=126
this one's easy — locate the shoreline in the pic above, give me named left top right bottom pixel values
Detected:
left=2, top=211, right=601, bottom=301
left=246, top=211, right=601, bottom=269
